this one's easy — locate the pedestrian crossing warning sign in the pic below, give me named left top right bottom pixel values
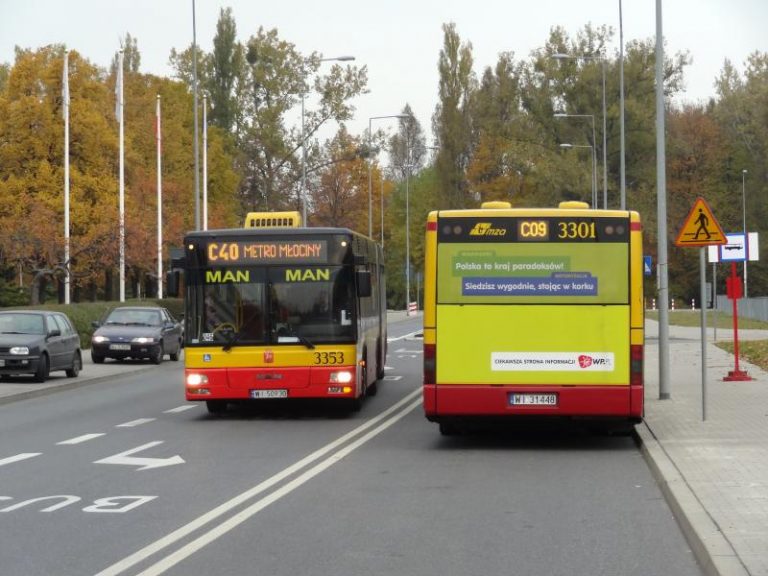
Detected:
left=674, top=197, right=727, bottom=247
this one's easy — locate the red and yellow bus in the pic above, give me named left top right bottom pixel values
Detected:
left=422, top=201, right=644, bottom=434
left=182, top=218, right=387, bottom=413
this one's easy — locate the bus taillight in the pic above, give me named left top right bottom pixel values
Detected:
left=424, top=344, right=436, bottom=384
left=630, top=345, right=643, bottom=387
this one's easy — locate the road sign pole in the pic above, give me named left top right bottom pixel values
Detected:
left=700, top=248, right=708, bottom=421
left=724, top=262, right=752, bottom=381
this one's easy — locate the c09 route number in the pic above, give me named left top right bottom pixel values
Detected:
left=313, top=351, right=345, bottom=365
left=517, top=220, right=549, bottom=241
left=557, top=221, right=596, bottom=240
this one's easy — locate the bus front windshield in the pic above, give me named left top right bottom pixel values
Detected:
left=196, top=266, right=355, bottom=345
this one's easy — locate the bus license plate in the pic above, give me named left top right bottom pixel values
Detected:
left=250, top=389, right=288, bottom=399
left=509, top=393, right=558, bottom=406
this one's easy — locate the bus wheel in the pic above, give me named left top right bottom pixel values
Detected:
left=206, top=400, right=228, bottom=415
left=366, top=380, right=378, bottom=397
left=439, top=422, right=459, bottom=436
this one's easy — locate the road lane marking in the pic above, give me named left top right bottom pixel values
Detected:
left=57, top=434, right=105, bottom=446
left=387, top=330, right=420, bottom=343
left=116, top=418, right=156, bottom=428
left=94, top=442, right=185, bottom=471
left=0, top=453, right=42, bottom=467
left=95, top=388, right=422, bottom=576
left=138, top=395, right=423, bottom=576
left=163, top=406, right=197, bottom=414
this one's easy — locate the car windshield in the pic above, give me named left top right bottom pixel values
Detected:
left=191, top=266, right=355, bottom=345
left=0, top=313, right=45, bottom=335
left=105, top=309, right=162, bottom=326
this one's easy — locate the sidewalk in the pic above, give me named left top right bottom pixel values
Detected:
left=640, top=318, right=768, bottom=576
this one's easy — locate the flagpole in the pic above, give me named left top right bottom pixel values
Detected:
left=156, top=94, right=163, bottom=299
left=63, top=50, right=70, bottom=305
left=118, top=50, right=125, bottom=303
left=202, top=93, right=208, bottom=231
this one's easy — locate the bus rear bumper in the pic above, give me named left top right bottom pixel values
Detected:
left=424, top=384, right=643, bottom=420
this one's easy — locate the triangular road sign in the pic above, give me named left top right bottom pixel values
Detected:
left=675, top=197, right=727, bottom=247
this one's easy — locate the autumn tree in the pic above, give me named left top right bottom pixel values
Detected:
left=432, top=23, right=476, bottom=209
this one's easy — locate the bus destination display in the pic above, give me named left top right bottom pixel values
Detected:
left=204, top=240, right=328, bottom=265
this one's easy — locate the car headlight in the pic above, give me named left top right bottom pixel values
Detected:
left=10, top=346, right=29, bottom=355
left=132, top=336, right=157, bottom=344
left=92, top=335, right=110, bottom=344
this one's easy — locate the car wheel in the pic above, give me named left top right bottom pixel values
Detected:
left=91, top=351, right=105, bottom=364
left=152, top=343, right=164, bottom=365
left=34, top=353, right=49, bottom=383
left=66, top=350, right=82, bottom=378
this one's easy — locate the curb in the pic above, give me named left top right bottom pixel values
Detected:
left=635, top=422, right=749, bottom=576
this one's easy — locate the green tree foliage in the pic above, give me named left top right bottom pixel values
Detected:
left=433, top=23, right=476, bottom=209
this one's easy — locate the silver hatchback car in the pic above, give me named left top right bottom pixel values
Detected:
left=0, top=310, right=82, bottom=382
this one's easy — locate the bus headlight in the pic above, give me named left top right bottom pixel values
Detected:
left=186, top=373, right=209, bottom=386
left=329, top=371, right=353, bottom=384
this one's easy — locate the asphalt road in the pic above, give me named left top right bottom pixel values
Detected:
left=0, top=316, right=704, bottom=576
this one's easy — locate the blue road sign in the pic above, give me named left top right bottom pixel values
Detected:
left=644, top=255, right=652, bottom=276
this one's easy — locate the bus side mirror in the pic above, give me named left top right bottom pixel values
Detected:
left=356, top=270, right=372, bottom=298
left=166, top=271, right=180, bottom=297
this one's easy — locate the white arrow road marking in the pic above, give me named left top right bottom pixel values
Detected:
left=0, top=453, right=42, bottom=467
left=117, top=418, right=156, bottom=428
left=94, top=442, right=185, bottom=471
left=57, top=433, right=105, bottom=445
left=163, top=405, right=197, bottom=414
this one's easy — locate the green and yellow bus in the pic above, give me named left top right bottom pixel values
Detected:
left=423, top=201, right=644, bottom=434
left=182, top=216, right=387, bottom=413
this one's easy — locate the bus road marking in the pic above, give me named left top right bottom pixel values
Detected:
left=95, top=389, right=422, bottom=576
left=116, top=418, right=156, bottom=428
left=57, top=433, right=105, bottom=445
left=0, top=453, right=42, bottom=467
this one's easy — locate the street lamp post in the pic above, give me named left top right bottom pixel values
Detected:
left=301, top=55, right=355, bottom=226
left=367, top=114, right=411, bottom=238
left=555, top=113, right=597, bottom=207
left=742, top=169, right=748, bottom=297
left=560, top=143, right=596, bottom=205
left=552, top=54, right=608, bottom=208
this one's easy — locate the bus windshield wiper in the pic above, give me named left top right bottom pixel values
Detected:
left=296, top=334, right=315, bottom=350
left=221, top=329, right=241, bottom=352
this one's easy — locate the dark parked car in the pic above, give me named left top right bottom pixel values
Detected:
left=91, top=306, right=182, bottom=364
left=0, top=310, right=82, bottom=382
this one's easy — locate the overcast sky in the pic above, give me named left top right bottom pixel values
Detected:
left=2, top=0, right=767, bottom=142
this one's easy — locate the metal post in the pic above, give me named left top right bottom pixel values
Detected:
left=63, top=51, right=70, bottom=304
left=619, top=0, right=627, bottom=210
left=742, top=169, right=748, bottom=297
left=601, top=60, right=608, bottom=209
left=192, top=0, right=200, bottom=231
left=405, top=163, right=410, bottom=312
left=156, top=95, right=163, bottom=299
left=700, top=248, right=707, bottom=421
left=367, top=117, right=373, bottom=237
left=202, top=93, right=208, bottom=231
left=302, top=95, right=307, bottom=225
left=655, top=0, right=670, bottom=399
